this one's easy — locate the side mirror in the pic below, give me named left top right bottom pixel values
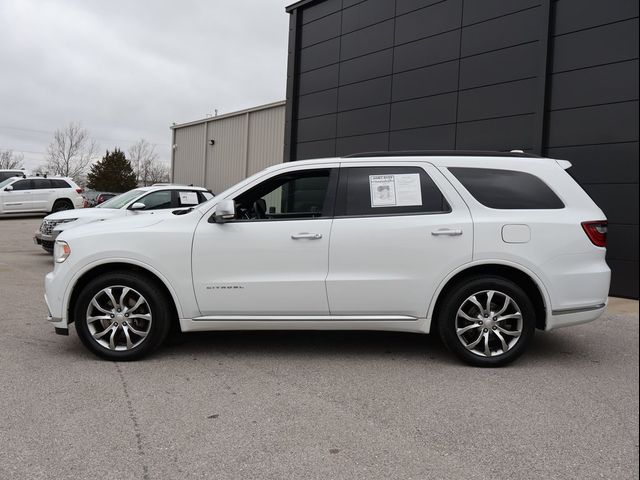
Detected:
left=130, top=202, right=146, bottom=211
left=210, top=199, right=235, bottom=223
left=4, top=185, right=13, bottom=192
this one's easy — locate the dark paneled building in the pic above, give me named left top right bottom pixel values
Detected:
left=284, top=0, right=639, bottom=298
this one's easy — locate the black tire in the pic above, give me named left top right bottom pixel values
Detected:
left=74, top=271, right=172, bottom=361
left=51, top=199, right=74, bottom=213
left=438, top=276, right=535, bottom=367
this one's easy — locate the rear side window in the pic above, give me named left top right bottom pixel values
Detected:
left=337, top=166, right=450, bottom=217
left=32, top=179, right=51, bottom=189
left=177, top=190, right=201, bottom=207
left=449, top=168, right=564, bottom=209
left=50, top=179, right=71, bottom=188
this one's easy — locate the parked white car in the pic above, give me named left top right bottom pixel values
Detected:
left=44, top=152, right=610, bottom=366
left=0, top=168, right=30, bottom=182
left=34, top=185, right=213, bottom=253
left=0, top=176, right=84, bottom=217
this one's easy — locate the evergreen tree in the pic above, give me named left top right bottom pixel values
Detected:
left=86, top=149, right=137, bottom=192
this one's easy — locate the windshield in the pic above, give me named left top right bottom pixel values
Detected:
left=96, top=189, right=145, bottom=209
left=0, top=177, right=17, bottom=189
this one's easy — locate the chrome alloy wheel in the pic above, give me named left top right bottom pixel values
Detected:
left=85, top=286, right=153, bottom=351
left=455, top=290, right=523, bottom=358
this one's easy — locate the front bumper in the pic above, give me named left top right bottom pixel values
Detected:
left=34, top=230, right=59, bottom=251
left=45, top=292, right=68, bottom=334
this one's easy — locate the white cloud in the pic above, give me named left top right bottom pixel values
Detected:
left=0, top=0, right=291, bottom=169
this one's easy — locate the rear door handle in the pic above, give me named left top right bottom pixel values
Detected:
left=291, top=232, right=323, bottom=240
left=431, top=228, right=463, bottom=236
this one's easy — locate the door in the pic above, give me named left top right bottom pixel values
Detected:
left=2, top=179, right=34, bottom=212
left=31, top=178, right=55, bottom=211
left=326, top=162, right=473, bottom=318
left=192, top=165, right=338, bottom=316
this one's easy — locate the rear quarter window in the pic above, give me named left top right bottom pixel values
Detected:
left=50, top=179, right=71, bottom=188
left=337, top=166, right=450, bottom=216
left=449, top=167, right=564, bottom=209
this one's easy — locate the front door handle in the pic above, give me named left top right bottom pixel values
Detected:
left=291, top=232, right=323, bottom=240
left=431, top=228, right=463, bottom=236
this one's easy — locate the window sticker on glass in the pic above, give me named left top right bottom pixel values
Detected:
left=369, top=174, right=422, bottom=207
left=179, top=191, right=199, bottom=205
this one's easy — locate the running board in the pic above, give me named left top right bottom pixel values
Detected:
left=191, top=315, right=419, bottom=322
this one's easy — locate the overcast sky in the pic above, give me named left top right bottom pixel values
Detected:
left=0, top=0, right=291, bottom=170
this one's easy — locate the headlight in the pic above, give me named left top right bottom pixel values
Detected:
left=59, top=218, right=78, bottom=224
left=54, top=241, right=71, bottom=263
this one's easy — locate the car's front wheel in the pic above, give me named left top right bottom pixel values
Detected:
left=74, top=271, right=172, bottom=360
left=438, top=276, right=535, bottom=367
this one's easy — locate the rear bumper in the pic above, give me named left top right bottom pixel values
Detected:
left=546, top=302, right=607, bottom=330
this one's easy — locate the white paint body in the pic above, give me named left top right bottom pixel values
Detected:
left=0, top=177, right=83, bottom=215
left=45, top=156, right=610, bottom=336
left=37, top=185, right=211, bottom=239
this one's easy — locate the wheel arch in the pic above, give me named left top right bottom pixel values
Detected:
left=50, top=197, right=75, bottom=213
left=427, top=261, right=551, bottom=332
left=65, top=260, right=183, bottom=327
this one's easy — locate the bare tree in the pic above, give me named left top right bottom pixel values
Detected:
left=0, top=149, right=25, bottom=169
left=129, top=139, right=167, bottom=186
left=147, top=160, right=171, bottom=184
left=33, top=164, right=48, bottom=176
left=45, top=122, right=98, bottom=181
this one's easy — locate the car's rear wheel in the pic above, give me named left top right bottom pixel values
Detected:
left=438, top=276, right=535, bottom=367
left=74, top=271, right=172, bottom=360
left=51, top=199, right=73, bottom=213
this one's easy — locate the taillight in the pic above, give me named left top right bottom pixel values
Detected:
left=76, top=188, right=83, bottom=194
left=582, top=221, right=607, bottom=247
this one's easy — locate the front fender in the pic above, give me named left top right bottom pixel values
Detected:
left=60, top=257, right=189, bottom=325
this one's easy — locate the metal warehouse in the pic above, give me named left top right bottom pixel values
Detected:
left=170, top=101, right=285, bottom=194
left=283, top=0, right=639, bottom=298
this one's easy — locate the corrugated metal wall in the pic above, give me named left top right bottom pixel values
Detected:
left=247, top=105, right=287, bottom=175
left=172, top=102, right=285, bottom=194
left=172, top=124, right=206, bottom=187
left=205, top=114, right=248, bottom=193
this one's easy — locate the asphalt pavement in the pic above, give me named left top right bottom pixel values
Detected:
left=0, top=216, right=638, bottom=479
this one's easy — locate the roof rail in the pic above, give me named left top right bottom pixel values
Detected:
left=343, top=150, right=540, bottom=159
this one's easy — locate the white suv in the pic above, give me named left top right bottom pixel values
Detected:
left=44, top=152, right=610, bottom=366
left=0, top=176, right=84, bottom=216
left=0, top=168, right=30, bottom=182
left=34, top=185, right=213, bottom=253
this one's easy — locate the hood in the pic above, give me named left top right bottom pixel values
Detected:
left=45, top=207, right=124, bottom=221
left=57, top=213, right=167, bottom=242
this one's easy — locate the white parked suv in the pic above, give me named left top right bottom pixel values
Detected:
left=34, top=185, right=213, bottom=253
left=0, top=176, right=84, bottom=216
left=44, top=152, right=610, bottom=366
left=0, top=168, right=30, bottom=182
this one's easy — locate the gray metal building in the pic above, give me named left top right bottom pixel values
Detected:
left=170, top=101, right=286, bottom=194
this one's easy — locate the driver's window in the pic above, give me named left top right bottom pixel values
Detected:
left=11, top=180, right=32, bottom=191
left=137, top=190, right=172, bottom=210
left=234, top=169, right=333, bottom=221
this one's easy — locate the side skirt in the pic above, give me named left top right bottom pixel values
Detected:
left=179, top=315, right=427, bottom=334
